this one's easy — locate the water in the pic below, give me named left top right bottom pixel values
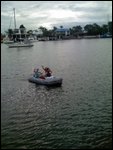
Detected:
left=1, top=39, right=112, bottom=149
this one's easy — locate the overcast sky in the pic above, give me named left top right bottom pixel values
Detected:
left=1, top=1, right=112, bottom=33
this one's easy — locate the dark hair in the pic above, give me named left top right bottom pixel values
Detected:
left=45, top=67, right=49, bottom=71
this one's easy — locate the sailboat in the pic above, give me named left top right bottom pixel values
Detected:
left=8, top=8, right=34, bottom=48
left=3, top=37, right=14, bottom=44
left=8, top=40, right=34, bottom=48
left=3, top=31, right=14, bottom=44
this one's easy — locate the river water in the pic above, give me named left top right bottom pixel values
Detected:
left=1, top=39, right=112, bottom=149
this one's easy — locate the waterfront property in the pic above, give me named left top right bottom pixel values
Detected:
left=55, top=28, right=70, bottom=39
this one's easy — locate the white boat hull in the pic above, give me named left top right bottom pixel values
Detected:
left=8, top=43, right=34, bottom=48
left=4, top=41, right=14, bottom=44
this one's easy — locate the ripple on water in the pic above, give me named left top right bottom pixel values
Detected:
left=1, top=39, right=112, bottom=149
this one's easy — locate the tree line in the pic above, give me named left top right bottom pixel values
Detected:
left=2, top=22, right=112, bottom=38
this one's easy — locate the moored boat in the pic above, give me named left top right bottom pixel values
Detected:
left=8, top=39, right=34, bottom=48
left=8, top=42, right=34, bottom=48
left=3, top=40, right=14, bottom=44
left=3, top=36, right=14, bottom=44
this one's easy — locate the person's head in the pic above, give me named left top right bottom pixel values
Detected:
left=36, top=68, right=39, bottom=72
left=34, top=68, right=39, bottom=72
left=45, top=67, right=49, bottom=72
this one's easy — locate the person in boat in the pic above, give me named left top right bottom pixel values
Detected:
left=42, top=66, right=52, bottom=77
left=33, top=68, right=45, bottom=79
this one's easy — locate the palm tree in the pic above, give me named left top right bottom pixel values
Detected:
left=52, top=26, right=57, bottom=36
left=19, top=24, right=26, bottom=34
left=39, top=26, right=48, bottom=36
left=53, top=26, right=57, bottom=31
left=19, top=24, right=25, bottom=29
left=60, top=26, right=63, bottom=29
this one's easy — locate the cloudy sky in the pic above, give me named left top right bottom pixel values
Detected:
left=1, top=1, right=112, bottom=33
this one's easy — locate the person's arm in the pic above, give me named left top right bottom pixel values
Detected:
left=42, top=65, right=45, bottom=70
left=48, top=68, right=52, bottom=73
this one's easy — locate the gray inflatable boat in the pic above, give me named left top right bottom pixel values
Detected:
left=28, top=76, right=63, bottom=86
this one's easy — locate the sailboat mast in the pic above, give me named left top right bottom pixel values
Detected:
left=13, top=8, right=16, bottom=29
left=107, top=14, right=109, bottom=33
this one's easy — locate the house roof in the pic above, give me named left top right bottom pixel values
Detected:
left=56, top=28, right=70, bottom=32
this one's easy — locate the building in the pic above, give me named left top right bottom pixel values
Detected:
left=13, top=25, right=28, bottom=41
left=32, top=29, right=43, bottom=40
left=55, top=28, right=70, bottom=39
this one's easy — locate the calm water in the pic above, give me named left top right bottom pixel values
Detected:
left=1, top=39, right=112, bottom=149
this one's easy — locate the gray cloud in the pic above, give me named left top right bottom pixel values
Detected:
left=1, top=1, right=112, bottom=33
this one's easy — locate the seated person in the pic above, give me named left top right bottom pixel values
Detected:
left=33, top=68, right=45, bottom=79
left=42, top=66, right=52, bottom=77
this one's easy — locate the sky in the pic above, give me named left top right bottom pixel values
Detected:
left=1, top=1, right=112, bottom=33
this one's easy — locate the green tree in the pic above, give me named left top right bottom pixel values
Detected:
left=84, top=24, right=94, bottom=35
left=53, top=26, right=57, bottom=31
left=69, top=28, right=73, bottom=35
left=27, top=30, right=33, bottom=34
left=19, top=24, right=25, bottom=29
left=60, top=26, right=63, bottom=29
left=71, top=26, right=82, bottom=36
left=108, top=21, right=112, bottom=34
left=19, top=24, right=26, bottom=34
left=7, top=29, right=13, bottom=38
left=52, top=26, right=57, bottom=36
left=92, top=23, right=101, bottom=35
left=101, top=24, right=108, bottom=34
left=73, top=26, right=82, bottom=32
left=39, top=26, right=48, bottom=36
left=84, top=23, right=101, bottom=35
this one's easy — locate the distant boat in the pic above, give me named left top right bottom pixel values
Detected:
left=7, top=8, right=34, bottom=48
left=8, top=39, right=34, bottom=48
left=3, top=36, right=14, bottom=44
left=8, top=43, right=33, bottom=48
left=3, top=40, right=14, bottom=44
left=100, top=34, right=112, bottom=38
